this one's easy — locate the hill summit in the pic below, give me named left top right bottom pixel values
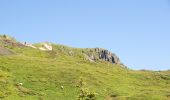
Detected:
left=0, top=34, right=121, bottom=65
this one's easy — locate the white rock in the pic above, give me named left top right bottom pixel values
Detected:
left=39, top=43, right=53, bottom=51
left=18, top=82, right=23, bottom=86
left=23, top=42, right=37, bottom=49
left=43, top=43, right=52, bottom=51
left=61, top=86, right=64, bottom=89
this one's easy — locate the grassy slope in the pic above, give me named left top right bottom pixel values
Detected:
left=0, top=37, right=170, bottom=100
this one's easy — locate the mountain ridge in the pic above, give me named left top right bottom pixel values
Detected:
left=0, top=34, right=122, bottom=65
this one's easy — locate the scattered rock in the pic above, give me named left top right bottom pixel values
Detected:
left=23, top=42, right=53, bottom=51
left=68, top=51, right=74, bottom=56
left=0, top=37, right=24, bottom=48
left=84, top=54, right=95, bottom=62
left=43, top=43, right=53, bottom=51
left=23, top=42, right=37, bottom=49
left=39, top=43, right=53, bottom=51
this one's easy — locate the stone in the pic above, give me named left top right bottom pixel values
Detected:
left=38, top=43, right=53, bottom=51
left=95, top=48, right=120, bottom=64
left=84, top=48, right=120, bottom=64
left=23, top=42, right=37, bottom=49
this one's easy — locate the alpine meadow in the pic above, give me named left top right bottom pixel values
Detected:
left=0, top=35, right=170, bottom=100
left=1, top=0, right=170, bottom=100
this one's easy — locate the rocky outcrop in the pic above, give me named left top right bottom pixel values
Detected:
left=84, top=48, right=120, bottom=64
left=39, top=43, right=53, bottom=51
left=0, top=37, right=24, bottom=47
left=23, top=42, right=53, bottom=51
left=23, top=42, right=37, bottom=49
left=95, top=48, right=120, bottom=64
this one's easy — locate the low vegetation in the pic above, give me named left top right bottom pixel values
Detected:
left=0, top=35, right=170, bottom=100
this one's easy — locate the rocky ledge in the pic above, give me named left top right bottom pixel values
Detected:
left=84, top=48, right=120, bottom=64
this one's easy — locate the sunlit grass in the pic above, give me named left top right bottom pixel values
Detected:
left=0, top=37, right=170, bottom=99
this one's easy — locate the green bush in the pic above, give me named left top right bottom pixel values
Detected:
left=77, top=78, right=97, bottom=100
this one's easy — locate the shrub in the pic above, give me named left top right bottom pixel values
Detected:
left=3, top=34, right=7, bottom=38
left=77, top=78, right=97, bottom=100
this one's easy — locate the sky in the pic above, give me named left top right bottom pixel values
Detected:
left=0, top=0, right=170, bottom=70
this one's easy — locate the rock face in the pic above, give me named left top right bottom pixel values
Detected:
left=95, top=48, right=120, bottom=64
left=84, top=48, right=120, bottom=64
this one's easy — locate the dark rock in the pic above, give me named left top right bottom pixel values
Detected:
left=94, top=48, right=120, bottom=64
left=84, top=48, right=120, bottom=64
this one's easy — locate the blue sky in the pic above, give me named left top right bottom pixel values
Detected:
left=0, top=0, right=170, bottom=70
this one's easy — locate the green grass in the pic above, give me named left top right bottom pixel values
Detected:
left=0, top=36, right=170, bottom=100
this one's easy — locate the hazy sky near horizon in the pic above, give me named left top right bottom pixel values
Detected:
left=0, top=0, right=170, bottom=70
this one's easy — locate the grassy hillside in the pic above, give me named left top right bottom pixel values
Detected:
left=0, top=35, right=170, bottom=100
